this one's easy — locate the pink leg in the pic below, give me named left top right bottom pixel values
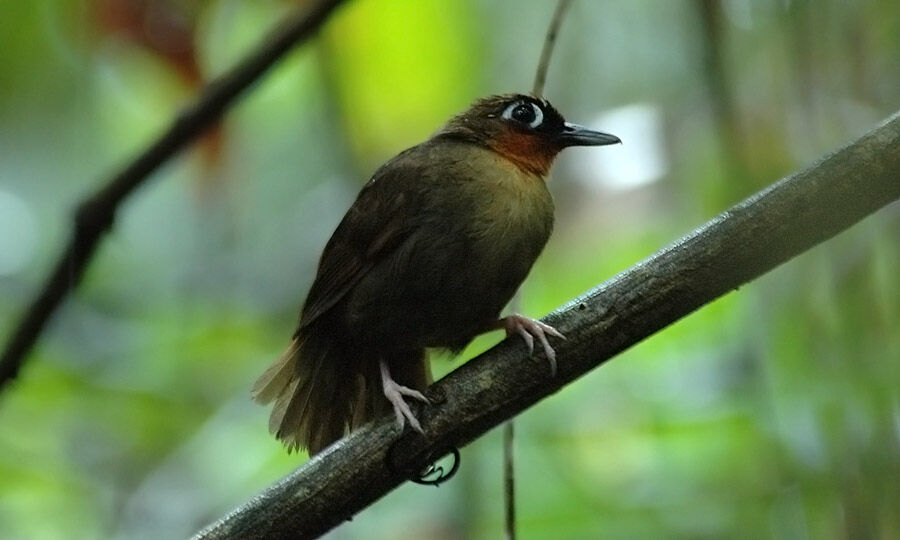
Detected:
left=495, top=314, right=565, bottom=376
left=380, top=359, right=430, bottom=434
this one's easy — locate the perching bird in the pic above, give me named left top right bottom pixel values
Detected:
left=252, top=94, right=620, bottom=454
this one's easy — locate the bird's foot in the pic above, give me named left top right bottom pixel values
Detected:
left=497, top=313, right=565, bottom=376
left=380, top=359, right=430, bottom=434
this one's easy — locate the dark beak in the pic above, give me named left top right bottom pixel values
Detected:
left=555, top=122, right=621, bottom=147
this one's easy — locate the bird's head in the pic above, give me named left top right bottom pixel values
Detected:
left=436, top=93, right=620, bottom=176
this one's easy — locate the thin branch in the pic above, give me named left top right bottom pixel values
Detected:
left=0, top=0, right=347, bottom=392
left=504, top=290, right=523, bottom=538
left=532, top=0, right=574, bottom=96
left=695, top=0, right=747, bottom=187
left=506, top=4, right=577, bottom=532
left=503, top=421, right=516, bottom=540
left=194, top=112, right=900, bottom=540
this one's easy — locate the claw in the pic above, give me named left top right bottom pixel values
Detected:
left=380, top=359, right=430, bottom=434
left=515, top=325, right=534, bottom=354
left=497, top=314, right=565, bottom=376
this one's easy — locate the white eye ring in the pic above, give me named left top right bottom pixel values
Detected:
left=501, top=101, right=544, bottom=129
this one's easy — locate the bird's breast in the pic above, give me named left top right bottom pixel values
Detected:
left=461, top=152, right=555, bottom=250
left=446, top=150, right=555, bottom=301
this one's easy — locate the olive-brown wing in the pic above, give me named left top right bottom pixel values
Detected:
left=296, top=153, right=425, bottom=331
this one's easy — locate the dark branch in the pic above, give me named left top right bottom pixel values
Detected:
left=194, top=112, right=900, bottom=540
left=532, top=0, right=574, bottom=97
left=0, top=0, right=347, bottom=392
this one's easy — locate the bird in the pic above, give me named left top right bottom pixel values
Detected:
left=252, top=94, right=620, bottom=455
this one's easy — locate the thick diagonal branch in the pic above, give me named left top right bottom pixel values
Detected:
left=0, top=0, right=346, bottom=391
left=195, top=113, right=900, bottom=540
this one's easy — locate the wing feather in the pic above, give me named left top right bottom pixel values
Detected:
left=297, top=150, right=425, bottom=330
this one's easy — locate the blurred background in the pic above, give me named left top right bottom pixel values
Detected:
left=1, top=0, right=899, bottom=538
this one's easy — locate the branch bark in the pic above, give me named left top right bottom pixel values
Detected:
left=194, top=112, right=900, bottom=539
left=0, top=0, right=346, bottom=392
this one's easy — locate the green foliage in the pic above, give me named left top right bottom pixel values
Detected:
left=322, top=0, right=482, bottom=166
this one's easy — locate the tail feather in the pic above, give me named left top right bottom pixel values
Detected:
left=253, top=329, right=431, bottom=455
left=351, top=358, right=386, bottom=430
left=268, top=377, right=300, bottom=437
left=281, top=346, right=339, bottom=454
left=250, top=339, right=298, bottom=404
left=349, top=349, right=431, bottom=431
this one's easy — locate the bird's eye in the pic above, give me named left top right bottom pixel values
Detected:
left=501, top=101, right=544, bottom=129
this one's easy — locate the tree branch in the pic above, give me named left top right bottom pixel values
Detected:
left=194, top=112, right=900, bottom=539
left=0, top=0, right=347, bottom=392
left=511, top=3, right=578, bottom=534
left=532, top=0, right=573, bottom=97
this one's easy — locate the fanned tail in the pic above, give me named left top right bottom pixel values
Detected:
left=252, top=329, right=431, bottom=455
left=251, top=330, right=351, bottom=454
